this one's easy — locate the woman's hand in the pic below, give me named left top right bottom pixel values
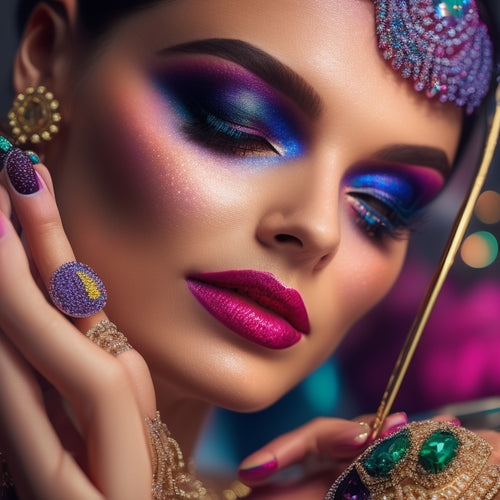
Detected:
left=239, top=413, right=500, bottom=499
left=0, top=147, right=156, bottom=499
left=236, top=412, right=408, bottom=498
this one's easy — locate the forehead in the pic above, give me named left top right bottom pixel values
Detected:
left=96, top=0, right=464, bottom=164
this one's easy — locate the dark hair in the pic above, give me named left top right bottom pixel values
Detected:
left=14, top=0, right=499, bottom=151
left=17, top=0, right=163, bottom=37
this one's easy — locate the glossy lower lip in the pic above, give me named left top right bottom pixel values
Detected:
left=186, top=270, right=310, bottom=349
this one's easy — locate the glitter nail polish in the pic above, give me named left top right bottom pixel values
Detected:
left=6, top=148, right=40, bottom=195
left=238, top=457, right=278, bottom=482
left=0, top=136, right=13, bottom=168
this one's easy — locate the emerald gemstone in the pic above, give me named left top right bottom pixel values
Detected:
left=0, top=136, right=12, bottom=154
left=418, top=430, right=459, bottom=474
left=363, top=430, right=410, bottom=477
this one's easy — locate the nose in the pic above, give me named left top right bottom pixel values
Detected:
left=256, top=169, right=341, bottom=270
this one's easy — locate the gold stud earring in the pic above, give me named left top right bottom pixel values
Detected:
left=8, top=86, right=62, bottom=145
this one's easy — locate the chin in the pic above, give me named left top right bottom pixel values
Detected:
left=214, top=390, right=286, bottom=414
left=196, top=365, right=306, bottom=414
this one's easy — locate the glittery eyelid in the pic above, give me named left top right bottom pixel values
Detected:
left=347, top=186, right=407, bottom=213
left=346, top=189, right=422, bottom=240
left=203, top=112, right=284, bottom=155
left=151, top=62, right=305, bottom=159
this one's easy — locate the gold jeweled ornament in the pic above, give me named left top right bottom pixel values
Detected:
left=146, top=411, right=252, bottom=500
left=8, top=86, right=61, bottom=145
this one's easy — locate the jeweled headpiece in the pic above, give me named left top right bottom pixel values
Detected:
left=374, top=0, right=494, bottom=113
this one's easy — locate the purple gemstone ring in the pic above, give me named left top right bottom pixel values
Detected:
left=48, top=262, right=107, bottom=318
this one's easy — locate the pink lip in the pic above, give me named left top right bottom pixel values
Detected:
left=186, top=270, right=310, bottom=349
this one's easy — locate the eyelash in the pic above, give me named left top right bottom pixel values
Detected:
left=346, top=190, right=422, bottom=240
left=181, top=106, right=280, bottom=157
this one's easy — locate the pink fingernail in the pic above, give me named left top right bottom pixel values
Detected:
left=378, top=412, right=408, bottom=439
left=379, top=422, right=407, bottom=439
left=449, top=418, right=461, bottom=426
left=238, top=457, right=278, bottom=482
left=384, top=412, right=408, bottom=428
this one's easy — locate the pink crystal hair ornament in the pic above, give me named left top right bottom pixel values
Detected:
left=374, top=0, right=494, bottom=114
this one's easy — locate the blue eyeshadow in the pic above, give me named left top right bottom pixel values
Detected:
left=345, top=166, right=445, bottom=238
left=349, top=173, right=420, bottom=212
left=152, top=62, right=305, bottom=159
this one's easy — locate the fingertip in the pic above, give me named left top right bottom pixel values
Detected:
left=326, top=420, right=371, bottom=451
left=4, top=148, right=40, bottom=196
left=238, top=451, right=278, bottom=483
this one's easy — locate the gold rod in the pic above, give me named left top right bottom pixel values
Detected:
left=371, top=84, right=500, bottom=441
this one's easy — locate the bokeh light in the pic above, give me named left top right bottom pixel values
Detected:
left=460, top=231, right=499, bottom=269
left=475, top=190, right=500, bottom=224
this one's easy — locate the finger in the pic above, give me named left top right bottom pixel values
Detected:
left=3, top=148, right=155, bottom=416
left=0, top=209, right=152, bottom=499
left=0, top=332, right=102, bottom=500
left=238, top=412, right=410, bottom=485
left=3, top=150, right=76, bottom=284
left=238, top=418, right=370, bottom=485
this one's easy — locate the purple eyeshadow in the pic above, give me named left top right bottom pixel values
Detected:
left=151, top=59, right=305, bottom=158
left=346, top=164, right=445, bottom=213
left=345, top=164, right=446, bottom=238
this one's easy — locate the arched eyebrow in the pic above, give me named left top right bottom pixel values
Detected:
left=158, top=38, right=323, bottom=120
left=372, top=145, right=451, bottom=176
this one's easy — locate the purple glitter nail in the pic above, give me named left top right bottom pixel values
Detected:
left=5, top=148, right=39, bottom=195
left=48, top=262, right=107, bottom=318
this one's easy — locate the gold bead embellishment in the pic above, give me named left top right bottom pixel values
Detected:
left=325, top=420, right=500, bottom=500
left=146, top=412, right=251, bottom=500
left=8, top=86, right=62, bottom=145
left=85, top=320, right=132, bottom=356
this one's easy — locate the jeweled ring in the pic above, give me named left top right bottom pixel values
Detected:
left=324, top=420, right=500, bottom=500
left=85, top=320, right=132, bottom=356
left=48, top=261, right=107, bottom=318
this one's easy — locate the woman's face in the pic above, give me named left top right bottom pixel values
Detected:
left=48, top=0, right=462, bottom=411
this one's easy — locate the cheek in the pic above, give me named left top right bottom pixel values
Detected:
left=327, top=218, right=408, bottom=336
left=68, top=68, right=244, bottom=234
left=342, top=239, right=408, bottom=319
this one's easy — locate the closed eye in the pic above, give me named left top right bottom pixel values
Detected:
left=347, top=190, right=422, bottom=240
left=182, top=107, right=281, bottom=157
